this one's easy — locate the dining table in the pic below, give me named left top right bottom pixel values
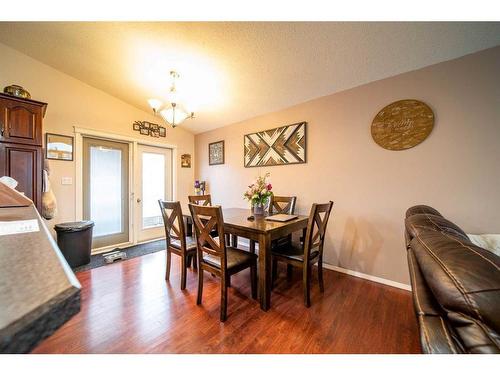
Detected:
left=183, top=207, right=309, bottom=311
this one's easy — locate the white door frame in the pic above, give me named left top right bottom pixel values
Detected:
left=74, top=126, right=177, bottom=254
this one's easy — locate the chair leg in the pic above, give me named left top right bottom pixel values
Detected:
left=231, top=234, right=238, bottom=247
left=186, top=254, right=192, bottom=268
left=318, top=258, right=324, bottom=293
left=271, top=257, right=278, bottom=289
left=192, top=252, right=197, bottom=270
left=165, top=249, right=171, bottom=281
left=197, top=268, right=204, bottom=305
left=303, top=264, right=311, bottom=307
left=180, top=255, right=187, bottom=290
left=225, top=233, right=231, bottom=246
left=220, top=275, right=228, bottom=322
left=249, top=240, right=256, bottom=254
left=286, top=264, right=294, bottom=279
left=250, top=262, right=257, bottom=299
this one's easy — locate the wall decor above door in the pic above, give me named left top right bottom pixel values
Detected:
left=371, top=99, right=434, bottom=151
left=132, top=121, right=166, bottom=138
left=244, top=121, right=306, bottom=168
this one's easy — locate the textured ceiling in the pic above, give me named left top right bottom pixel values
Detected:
left=0, top=22, right=499, bottom=134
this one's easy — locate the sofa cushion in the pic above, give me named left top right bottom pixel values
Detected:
left=410, top=231, right=500, bottom=353
left=418, top=315, right=464, bottom=354
left=405, top=213, right=469, bottom=242
left=406, top=205, right=442, bottom=218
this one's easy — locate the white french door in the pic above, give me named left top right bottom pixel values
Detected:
left=82, top=137, right=130, bottom=249
left=134, top=144, right=173, bottom=242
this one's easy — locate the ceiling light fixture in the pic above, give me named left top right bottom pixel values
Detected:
left=148, top=71, right=194, bottom=128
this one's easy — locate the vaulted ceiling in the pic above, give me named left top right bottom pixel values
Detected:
left=0, top=22, right=499, bottom=134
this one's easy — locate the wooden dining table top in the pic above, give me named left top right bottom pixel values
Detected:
left=182, top=207, right=309, bottom=234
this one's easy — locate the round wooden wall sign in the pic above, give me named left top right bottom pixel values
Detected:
left=371, top=99, right=434, bottom=151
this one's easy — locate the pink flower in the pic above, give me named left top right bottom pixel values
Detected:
left=267, top=183, right=272, bottom=191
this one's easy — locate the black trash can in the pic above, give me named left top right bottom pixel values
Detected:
left=54, top=221, right=94, bottom=268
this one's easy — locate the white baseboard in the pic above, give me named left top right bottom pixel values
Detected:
left=237, top=237, right=411, bottom=291
left=320, top=263, right=412, bottom=291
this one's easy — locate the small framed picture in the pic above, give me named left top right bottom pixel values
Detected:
left=159, top=127, right=166, bottom=137
left=181, top=154, right=191, bottom=168
left=133, top=121, right=141, bottom=131
left=46, top=133, right=74, bottom=161
left=209, top=140, right=224, bottom=165
left=139, top=127, right=150, bottom=136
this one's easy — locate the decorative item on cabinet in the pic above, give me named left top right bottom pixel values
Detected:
left=3, top=84, right=31, bottom=99
left=0, top=93, right=47, bottom=212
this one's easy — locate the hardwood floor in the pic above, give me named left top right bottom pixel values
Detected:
left=32, top=250, right=421, bottom=354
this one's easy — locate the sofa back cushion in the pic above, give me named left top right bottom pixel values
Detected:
left=410, top=231, right=500, bottom=353
left=406, top=205, right=442, bottom=219
left=405, top=213, right=469, bottom=242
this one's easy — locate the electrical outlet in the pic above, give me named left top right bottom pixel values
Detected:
left=61, top=177, right=73, bottom=185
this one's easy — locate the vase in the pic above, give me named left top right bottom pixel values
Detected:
left=253, top=203, right=265, bottom=216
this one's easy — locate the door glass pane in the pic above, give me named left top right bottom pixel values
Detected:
left=90, top=146, right=123, bottom=237
left=142, top=152, right=165, bottom=228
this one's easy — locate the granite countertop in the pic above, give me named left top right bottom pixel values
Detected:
left=0, top=204, right=81, bottom=353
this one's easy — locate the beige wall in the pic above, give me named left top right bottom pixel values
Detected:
left=195, top=46, right=500, bottom=285
left=0, top=43, right=195, bottom=233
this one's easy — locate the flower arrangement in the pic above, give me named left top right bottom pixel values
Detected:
left=244, top=173, right=273, bottom=213
left=194, top=180, right=206, bottom=195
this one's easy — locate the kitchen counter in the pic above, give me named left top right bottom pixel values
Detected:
left=0, top=198, right=81, bottom=353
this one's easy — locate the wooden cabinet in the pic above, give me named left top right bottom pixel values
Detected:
left=0, top=94, right=46, bottom=211
left=0, top=143, right=42, bottom=210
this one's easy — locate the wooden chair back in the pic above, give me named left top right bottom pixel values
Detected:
left=188, top=204, right=227, bottom=270
left=158, top=200, right=186, bottom=250
left=188, top=194, right=212, bottom=206
left=269, top=195, right=297, bottom=215
left=303, top=201, right=334, bottom=260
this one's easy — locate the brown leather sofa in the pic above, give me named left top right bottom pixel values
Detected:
left=405, top=205, right=500, bottom=354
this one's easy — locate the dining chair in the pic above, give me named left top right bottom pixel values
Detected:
left=188, top=194, right=212, bottom=206
left=271, top=201, right=334, bottom=307
left=248, top=195, right=297, bottom=254
left=158, top=200, right=197, bottom=290
left=189, top=203, right=257, bottom=322
left=189, top=194, right=231, bottom=246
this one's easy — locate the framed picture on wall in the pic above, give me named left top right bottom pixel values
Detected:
left=46, top=133, right=74, bottom=161
left=181, top=154, right=191, bottom=168
left=209, top=140, right=224, bottom=165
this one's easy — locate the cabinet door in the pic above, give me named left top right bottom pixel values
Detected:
left=0, top=143, right=42, bottom=211
left=0, top=98, right=43, bottom=146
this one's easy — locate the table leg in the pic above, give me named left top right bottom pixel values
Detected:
left=231, top=234, right=238, bottom=247
left=258, top=233, right=272, bottom=311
